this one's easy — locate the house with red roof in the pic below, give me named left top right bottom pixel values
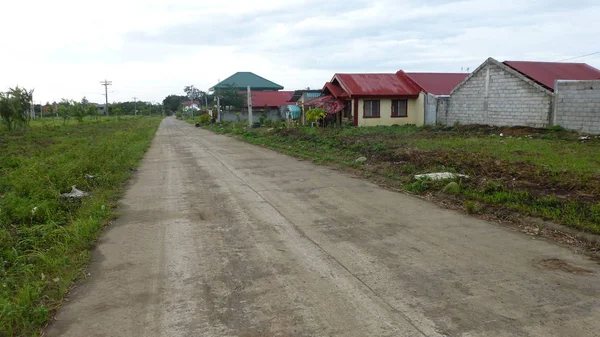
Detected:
left=305, top=72, right=423, bottom=126
left=249, top=91, right=294, bottom=111
left=182, top=101, right=200, bottom=111
left=305, top=71, right=467, bottom=127
left=210, top=72, right=295, bottom=122
left=445, top=57, right=600, bottom=128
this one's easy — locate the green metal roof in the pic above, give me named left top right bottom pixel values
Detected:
left=210, top=72, right=284, bottom=91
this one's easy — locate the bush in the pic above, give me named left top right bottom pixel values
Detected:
left=198, top=114, right=211, bottom=125
left=306, top=108, right=326, bottom=125
left=175, top=112, right=182, bottom=119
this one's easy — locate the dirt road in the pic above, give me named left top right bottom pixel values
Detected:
left=46, top=117, right=600, bottom=337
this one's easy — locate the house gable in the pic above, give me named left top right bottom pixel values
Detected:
left=451, top=58, right=553, bottom=96
left=447, top=58, right=554, bottom=128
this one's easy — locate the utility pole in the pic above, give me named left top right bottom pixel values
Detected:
left=100, top=79, right=112, bottom=116
left=216, top=96, right=221, bottom=123
left=132, top=96, right=138, bottom=116
left=247, top=86, right=253, bottom=126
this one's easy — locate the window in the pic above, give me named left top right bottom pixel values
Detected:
left=391, top=100, right=408, bottom=117
left=363, top=100, right=380, bottom=117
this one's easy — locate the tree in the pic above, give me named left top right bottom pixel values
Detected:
left=57, top=102, right=70, bottom=125
left=162, top=95, right=187, bottom=113
left=112, top=107, right=123, bottom=120
left=86, top=105, right=98, bottom=120
left=215, top=85, right=245, bottom=111
left=71, top=101, right=87, bottom=123
left=184, top=85, right=201, bottom=103
left=0, top=86, right=33, bottom=131
left=81, top=96, right=90, bottom=107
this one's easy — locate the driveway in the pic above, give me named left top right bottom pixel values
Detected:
left=46, top=117, right=600, bottom=337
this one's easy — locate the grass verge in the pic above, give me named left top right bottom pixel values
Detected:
left=200, top=122, right=600, bottom=235
left=0, top=117, right=161, bottom=336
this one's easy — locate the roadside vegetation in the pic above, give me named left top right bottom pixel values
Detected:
left=0, top=116, right=161, bottom=336
left=200, top=122, right=600, bottom=235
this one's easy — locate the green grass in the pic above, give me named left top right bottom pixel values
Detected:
left=0, top=116, right=161, bottom=336
left=202, top=123, right=600, bottom=234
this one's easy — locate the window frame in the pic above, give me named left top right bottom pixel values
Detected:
left=391, top=99, right=408, bottom=118
left=363, top=100, right=381, bottom=118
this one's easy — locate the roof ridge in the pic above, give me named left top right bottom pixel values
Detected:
left=504, top=60, right=589, bottom=65
left=244, top=71, right=284, bottom=88
left=405, top=72, right=469, bottom=75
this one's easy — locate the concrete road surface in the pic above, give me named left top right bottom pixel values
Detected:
left=46, top=117, right=600, bottom=337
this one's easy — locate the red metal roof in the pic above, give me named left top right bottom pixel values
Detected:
left=333, top=73, right=421, bottom=97
left=322, top=82, right=348, bottom=98
left=503, top=61, right=600, bottom=91
left=404, top=72, right=468, bottom=96
left=248, top=91, right=294, bottom=107
left=182, top=101, right=200, bottom=106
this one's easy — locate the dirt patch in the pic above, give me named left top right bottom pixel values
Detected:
left=424, top=124, right=582, bottom=139
left=539, top=258, right=593, bottom=275
left=365, top=147, right=598, bottom=199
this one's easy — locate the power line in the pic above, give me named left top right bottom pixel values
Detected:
left=556, top=51, right=600, bottom=62
left=100, top=79, right=113, bottom=116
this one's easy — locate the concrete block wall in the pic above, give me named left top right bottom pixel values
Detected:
left=436, top=96, right=449, bottom=125
left=220, top=109, right=283, bottom=123
left=446, top=63, right=553, bottom=127
left=424, top=94, right=449, bottom=125
left=554, top=80, right=600, bottom=134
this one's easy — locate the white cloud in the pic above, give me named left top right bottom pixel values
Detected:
left=0, top=0, right=599, bottom=103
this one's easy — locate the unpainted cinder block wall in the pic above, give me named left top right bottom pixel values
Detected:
left=554, top=80, right=600, bottom=134
left=446, top=63, right=553, bottom=127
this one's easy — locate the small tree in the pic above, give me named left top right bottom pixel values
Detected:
left=112, top=107, right=123, bottom=120
left=71, top=101, right=87, bottom=123
left=86, top=105, right=98, bottom=120
left=306, top=108, right=326, bottom=126
left=0, top=86, right=33, bottom=131
left=57, top=100, right=71, bottom=125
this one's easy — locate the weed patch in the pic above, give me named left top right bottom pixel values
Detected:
left=0, top=117, right=161, bottom=336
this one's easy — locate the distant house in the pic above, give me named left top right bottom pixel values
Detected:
left=210, top=72, right=293, bottom=122
left=445, top=57, right=600, bottom=128
left=251, top=91, right=294, bottom=112
left=182, top=101, right=200, bottom=111
left=307, top=72, right=425, bottom=126
left=286, top=90, right=322, bottom=123
left=404, top=72, right=468, bottom=125
left=288, top=90, right=322, bottom=105
left=210, top=72, right=284, bottom=91
left=96, top=103, right=107, bottom=115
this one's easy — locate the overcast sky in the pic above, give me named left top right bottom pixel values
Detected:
left=1, top=0, right=599, bottom=104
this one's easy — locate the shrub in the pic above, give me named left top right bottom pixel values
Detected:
left=306, top=108, right=326, bottom=125
left=198, top=114, right=211, bottom=125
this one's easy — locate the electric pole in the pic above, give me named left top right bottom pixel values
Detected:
left=100, top=79, right=112, bottom=116
left=132, top=96, right=138, bottom=116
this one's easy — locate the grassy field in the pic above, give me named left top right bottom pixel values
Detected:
left=0, top=116, right=161, bottom=336
left=200, top=122, right=600, bottom=234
